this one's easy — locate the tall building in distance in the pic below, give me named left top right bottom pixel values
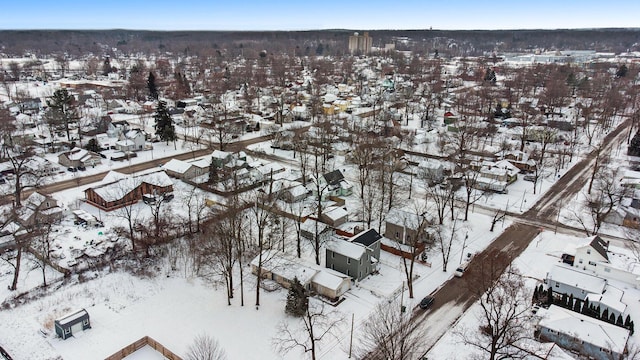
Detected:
left=348, top=32, right=372, bottom=54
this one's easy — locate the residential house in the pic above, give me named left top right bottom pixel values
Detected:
left=563, top=235, right=640, bottom=289
left=84, top=170, right=173, bottom=211
left=536, top=305, right=629, bottom=360
left=384, top=208, right=432, bottom=245
left=162, top=158, right=210, bottom=181
left=475, top=159, right=520, bottom=193
left=250, top=251, right=351, bottom=302
left=58, top=147, right=102, bottom=168
left=19, top=98, right=42, bottom=114
left=320, top=206, right=349, bottom=227
left=545, top=264, right=607, bottom=301
left=273, top=179, right=308, bottom=203
left=416, top=159, right=444, bottom=183
left=495, top=150, right=537, bottom=173
left=301, top=219, right=335, bottom=245
left=211, top=150, right=232, bottom=168
left=18, top=192, right=63, bottom=226
left=573, top=235, right=609, bottom=271
left=316, top=169, right=353, bottom=200
left=116, top=129, right=146, bottom=152
left=107, top=119, right=129, bottom=138
left=325, top=229, right=382, bottom=281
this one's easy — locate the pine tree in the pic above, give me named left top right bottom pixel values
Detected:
left=285, top=277, right=308, bottom=317
left=602, top=308, right=609, bottom=321
left=609, top=312, right=616, bottom=324
left=154, top=100, right=176, bottom=145
left=582, top=298, right=590, bottom=315
left=147, top=72, right=159, bottom=100
left=630, top=321, right=635, bottom=335
left=547, top=287, right=553, bottom=305
left=573, top=298, right=581, bottom=313
left=625, top=315, right=632, bottom=328
left=617, top=314, right=624, bottom=327
left=561, top=293, right=568, bottom=308
left=568, top=294, right=574, bottom=309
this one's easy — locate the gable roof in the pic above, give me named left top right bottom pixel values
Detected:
left=322, top=169, right=345, bottom=186
left=538, top=305, right=630, bottom=354
left=351, top=229, right=382, bottom=247
left=547, top=264, right=607, bottom=295
left=589, top=235, right=609, bottom=261
left=326, top=239, right=365, bottom=259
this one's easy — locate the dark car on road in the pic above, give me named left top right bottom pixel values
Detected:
left=419, top=296, right=434, bottom=310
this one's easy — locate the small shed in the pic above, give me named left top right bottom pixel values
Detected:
left=55, top=309, right=91, bottom=340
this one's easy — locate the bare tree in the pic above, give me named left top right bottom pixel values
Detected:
left=273, top=302, right=343, bottom=360
left=393, top=203, right=431, bottom=299
left=458, top=264, right=541, bottom=360
left=202, top=214, right=237, bottom=305
left=0, top=144, right=49, bottom=208
left=185, top=333, right=228, bottom=360
left=356, top=298, right=423, bottom=360
left=579, top=169, right=628, bottom=235
left=434, top=218, right=463, bottom=272
left=250, top=182, right=278, bottom=308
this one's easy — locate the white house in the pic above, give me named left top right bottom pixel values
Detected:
left=536, top=305, right=630, bottom=360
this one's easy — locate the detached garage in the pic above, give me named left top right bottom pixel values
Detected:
left=55, top=309, right=91, bottom=340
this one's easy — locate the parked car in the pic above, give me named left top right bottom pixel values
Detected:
left=454, top=261, right=470, bottom=278
left=77, top=165, right=87, bottom=171
left=523, top=175, right=536, bottom=182
left=419, top=296, right=435, bottom=310
left=67, top=167, right=77, bottom=172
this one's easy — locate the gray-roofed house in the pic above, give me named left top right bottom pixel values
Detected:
left=54, top=309, right=91, bottom=340
left=326, top=229, right=382, bottom=281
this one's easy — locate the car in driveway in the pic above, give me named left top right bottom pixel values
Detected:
left=419, top=295, right=435, bottom=310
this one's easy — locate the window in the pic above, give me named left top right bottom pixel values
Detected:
left=395, top=231, right=400, bottom=239
left=331, top=252, right=334, bottom=259
left=64, top=328, right=70, bottom=334
left=347, top=258, right=351, bottom=265
left=359, top=258, right=362, bottom=265
left=578, top=259, right=583, bottom=264
left=83, top=319, right=89, bottom=326
left=587, top=249, right=591, bottom=254
left=555, top=282, right=559, bottom=288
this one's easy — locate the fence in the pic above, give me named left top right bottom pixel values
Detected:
left=104, top=336, right=182, bottom=360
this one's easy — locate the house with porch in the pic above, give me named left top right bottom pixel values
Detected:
left=84, top=170, right=173, bottom=211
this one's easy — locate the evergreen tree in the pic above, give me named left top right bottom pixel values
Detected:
left=533, top=286, right=539, bottom=300
left=602, top=308, right=609, bottom=321
left=625, top=315, right=632, bottom=328
left=617, top=314, right=624, bottom=327
left=573, top=298, right=581, bottom=313
left=630, top=321, right=635, bottom=335
left=609, top=312, right=616, bottom=324
left=561, top=293, right=568, bottom=308
left=46, top=88, right=75, bottom=141
left=582, top=298, right=590, bottom=315
left=568, top=294, right=574, bottom=309
left=285, top=277, right=308, bottom=317
left=85, top=138, right=101, bottom=153
left=616, top=64, right=628, bottom=78
left=154, top=100, right=176, bottom=145
left=147, top=71, right=159, bottom=100
left=547, top=287, right=553, bottom=305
